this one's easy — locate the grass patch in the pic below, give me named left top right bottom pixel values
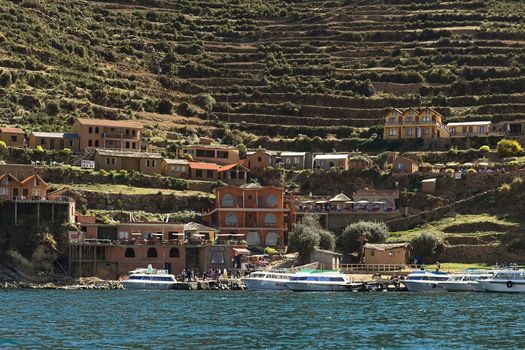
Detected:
left=49, top=183, right=211, bottom=197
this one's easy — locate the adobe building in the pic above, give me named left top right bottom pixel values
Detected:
left=383, top=107, right=450, bottom=140
left=0, top=173, right=47, bottom=200
left=72, top=118, right=143, bottom=151
left=200, top=184, right=291, bottom=249
left=313, top=154, right=349, bottom=170
left=421, top=178, right=437, bottom=194
left=392, top=156, right=419, bottom=174
left=363, top=243, right=411, bottom=265
left=178, top=143, right=240, bottom=165
left=28, top=132, right=80, bottom=152
left=94, top=149, right=164, bottom=175
left=0, top=127, right=25, bottom=147
left=246, top=150, right=271, bottom=170
left=163, top=159, right=190, bottom=178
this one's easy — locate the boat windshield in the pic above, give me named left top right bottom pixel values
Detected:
left=128, top=275, right=174, bottom=282
left=407, top=275, right=449, bottom=281
left=494, top=272, right=525, bottom=280
left=290, top=276, right=345, bottom=282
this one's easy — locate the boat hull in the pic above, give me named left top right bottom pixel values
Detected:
left=404, top=280, right=446, bottom=292
left=284, top=281, right=358, bottom=292
left=478, top=280, right=525, bottom=293
left=242, top=278, right=288, bottom=291
left=122, top=281, right=176, bottom=290
left=440, top=281, right=485, bottom=292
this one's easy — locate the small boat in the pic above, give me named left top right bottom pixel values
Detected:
left=403, top=270, right=449, bottom=292
left=439, top=271, right=494, bottom=292
left=478, top=269, right=525, bottom=293
left=284, top=270, right=361, bottom=292
left=242, top=271, right=293, bottom=291
left=121, top=264, right=177, bottom=290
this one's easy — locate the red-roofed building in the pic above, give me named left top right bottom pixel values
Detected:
left=0, top=173, right=47, bottom=200
left=188, top=162, right=249, bottom=185
left=0, top=127, right=25, bottom=147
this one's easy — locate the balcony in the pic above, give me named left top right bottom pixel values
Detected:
left=103, top=133, right=139, bottom=140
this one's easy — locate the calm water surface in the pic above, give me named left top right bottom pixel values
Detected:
left=1, top=290, right=524, bottom=349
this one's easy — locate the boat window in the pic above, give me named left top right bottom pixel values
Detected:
left=169, top=247, right=180, bottom=258
left=496, top=273, right=512, bottom=280
left=124, top=248, right=135, bottom=258
left=128, top=275, right=143, bottom=280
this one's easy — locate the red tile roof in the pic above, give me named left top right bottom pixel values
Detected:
left=188, top=162, right=221, bottom=170
left=20, top=174, right=47, bottom=187
left=218, top=163, right=249, bottom=172
left=0, top=127, right=24, bottom=134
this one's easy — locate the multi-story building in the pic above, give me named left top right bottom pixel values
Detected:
left=0, top=127, right=25, bottom=147
left=72, top=118, right=143, bottom=151
left=383, top=107, right=450, bottom=140
left=200, top=184, right=291, bottom=249
left=447, top=121, right=495, bottom=138
left=178, top=143, right=240, bottom=165
left=0, top=173, right=47, bottom=200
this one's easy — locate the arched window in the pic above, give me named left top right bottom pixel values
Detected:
left=169, top=247, right=180, bottom=258
left=88, top=127, right=93, bottom=133
left=246, top=232, right=260, bottom=246
left=265, top=232, right=279, bottom=246
left=147, top=247, right=157, bottom=258
left=264, top=213, right=277, bottom=226
left=94, top=140, right=99, bottom=147
left=222, top=193, right=234, bottom=207
left=88, top=140, right=92, bottom=147
left=124, top=248, right=135, bottom=258
left=266, top=194, right=278, bottom=207
left=225, top=213, right=237, bottom=226
left=126, top=141, right=130, bottom=149
left=95, top=127, right=99, bottom=134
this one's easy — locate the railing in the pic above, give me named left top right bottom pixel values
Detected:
left=340, top=264, right=407, bottom=272
left=103, top=133, right=139, bottom=139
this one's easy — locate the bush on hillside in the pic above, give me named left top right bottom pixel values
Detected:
left=341, top=221, right=388, bottom=253
left=0, top=141, right=7, bottom=159
left=288, top=215, right=336, bottom=263
left=497, top=139, right=523, bottom=157
left=410, top=232, right=443, bottom=257
left=158, top=98, right=174, bottom=114
left=479, top=145, right=490, bottom=152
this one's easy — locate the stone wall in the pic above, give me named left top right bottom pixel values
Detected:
left=324, top=212, right=402, bottom=234
left=436, top=244, right=525, bottom=264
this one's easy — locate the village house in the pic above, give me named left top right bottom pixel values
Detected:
left=178, top=143, right=240, bottom=165
left=494, top=119, right=525, bottom=137
left=447, top=121, right=495, bottom=138
left=421, top=178, right=437, bottom=194
left=0, top=173, right=47, bottom=200
left=270, top=151, right=308, bottom=170
left=94, top=149, right=164, bottom=175
left=0, top=127, right=25, bottom=147
left=188, top=162, right=249, bottom=185
left=72, top=118, right=143, bottom=151
left=163, top=159, right=190, bottom=178
left=383, top=107, right=450, bottom=140
left=392, top=156, right=419, bottom=174
left=363, top=243, right=411, bottom=266
left=28, top=131, right=80, bottom=152
left=218, top=163, right=250, bottom=186
left=200, top=184, right=291, bottom=249
left=313, top=154, right=349, bottom=170
left=245, top=150, right=271, bottom=170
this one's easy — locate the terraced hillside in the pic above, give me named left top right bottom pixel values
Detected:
left=1, top=0, right=525, bottom=149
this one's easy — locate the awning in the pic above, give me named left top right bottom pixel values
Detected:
left=191, top=233, right=205, bottom=237
left=356, top=200, right=369, bottom=204
left=170, top=233, right=184, bottom=236
left=131, top=232, right=142, bottom=236
left=217, top=233, right=246, bottom=237
left=233, top=248, right=251, bottom=256
left=315, top=200, right=328, bottom=204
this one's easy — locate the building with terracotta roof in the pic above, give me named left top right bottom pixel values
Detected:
left=188, top=162, right=249, bottom=184
left=0, top=127, right=25, bottom=147
left=0, top=173, right=47, bottom=200
left=72, top=118, right=143, bottom=151
left=200, top=184, right=291, bottom=249
left=28, top=131, right=80, bottom=152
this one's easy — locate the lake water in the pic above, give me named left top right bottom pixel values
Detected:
left=1, top=290, right=524, bottom=349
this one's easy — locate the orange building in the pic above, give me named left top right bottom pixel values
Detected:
left=72, top=118, right=143, bottom=151
left=0, top=173, right=47, bottom=200
left=246, top=150, right=271, bottom=170
left=94, top=149, right=164, bottom=175
left=383, top=107, right=450, bottom=140
left=201, top=184, right=291, bottom=249
left=0, top=127, right=25, bottom=147
left=178, top=144, right=240, bottom=165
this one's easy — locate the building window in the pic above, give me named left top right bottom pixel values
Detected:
left=230, top=170, right=237, bottom=179
left=222, top=193, right=234, bottom=207
left=124, top=248, right=135, bottom=258
left=389, top=117, right=395, bottom=123
left=206, top=170, right=214, bottom=178
left=257, top=157, right=262, bottom=162
left=111, top=158, right=116, bottom=165
left=422, top=116, right=430, bottom=123
left=11, top=135, right=17, bottom=142
left=169, top=247, right=180, bottom=258
left=405, top=116, right=413, bottom=123
left=88, top=140, right=92, bottom=147
left=89, top=127, right=93, bottom=133
left=406, top=128, right=413, bottom=136
left=105, top=158, right=110, bottom=165
left=132, top=130, right=136, bottom=136
left=225, top=213, right=237, bottom=226
left=95, top=127, right=99, bottom=134
left=211, top=248, right=225, bottom=264
left=69, top=140, right=74, bottom=147
left=371, top=250, right=375, bottom=256
left=246, top=232, right=261, bottom=246
left=126, top=129, right=129, bottom=136
left=94, top=140, right=99, bottom=147
left=147, top=247, right=157, bottom=258
left=264, top=213, right=277, bottom=226
left=266, top=194, right=278, bottom=207
left=397, top=162, right=407, bottom=170
left=196, top=170, right=203, bottom=178
left=265, top=232, right=279, bottom=246
left=479, top=126, right=487, bottom=133
left=451, top=127, right=456, bottom=134
left=238, top=171, right=245, bottom=180
left=40, top=139, right=46, bottom=145
left=388, top=129, right=397, bottom=136
left=132, top=142, right=136, bottom=149
left=422, top=128, right=430, bottom=136
left=217, top=151, right=229, bottom=159
left=126, top=141, right=130, bottom=149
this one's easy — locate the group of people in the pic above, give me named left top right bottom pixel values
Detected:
left=179, top=268, right=243, bottom=282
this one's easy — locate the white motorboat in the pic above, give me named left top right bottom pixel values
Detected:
left=403, top=270, right=450, bottom=292
left=242, top=271, right=293, bottom=291
left=284, top=270, right=361, bottom=292
left=121, top=265, right=177, bottom=290
left=478, top=269, right=525, bottom=293
left=439, top=271, right=494, bottom=292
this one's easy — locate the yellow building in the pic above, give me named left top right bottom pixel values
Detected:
left=383, top=107, right=450, bottom=140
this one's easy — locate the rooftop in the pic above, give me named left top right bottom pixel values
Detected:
left=164, top=159, right=189, bottom=165
left=183, top=144, right=237, bottom=150
left=364, top=243, right=411, bottom=250
left=188, top=162, right=221, bottom=170
left=447, top=121, right=492, bottom=127
left=95, top=149, right=163, bottom=159
left=31, top=132, right=79, bottom=139
left=314, top=154, right=349, bottom=160
left=0, top=127, right=24, bottom=134
left=76, top=118, right=143, bottom=129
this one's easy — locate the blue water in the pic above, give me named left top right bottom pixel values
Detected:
left=1, top=290, right=524, bottom=349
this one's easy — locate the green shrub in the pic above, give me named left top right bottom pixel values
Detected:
left=158, top=98, right=173, bottom=114
left=35, top=145, right=44, bottom=153
left=264, top=247, right=278, bottom=255
left=410, top=232, right=443, bottom=257
left=0, top=141, right=7, bottom=160
left=288, top=215, right=335, bottom=263
left=497, top=139, right=523, bottom=157
left=479, top=145, right=490, bottom=152
left=341, top=221, right=388, bottom=253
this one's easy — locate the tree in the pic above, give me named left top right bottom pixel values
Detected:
left=288, top=215, right=335, bottom=264
left=0, top=141, right=7, bottom=160
left=410, top=232, right=443, bottom=257
left=497, top=139, right=523, bottom=157
left=157, top=98, right=173, bottom=114
left=341, top=221, right=388, bottom=253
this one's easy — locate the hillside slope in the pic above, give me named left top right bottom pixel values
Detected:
left=1, top=0, right=525, bottom=144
